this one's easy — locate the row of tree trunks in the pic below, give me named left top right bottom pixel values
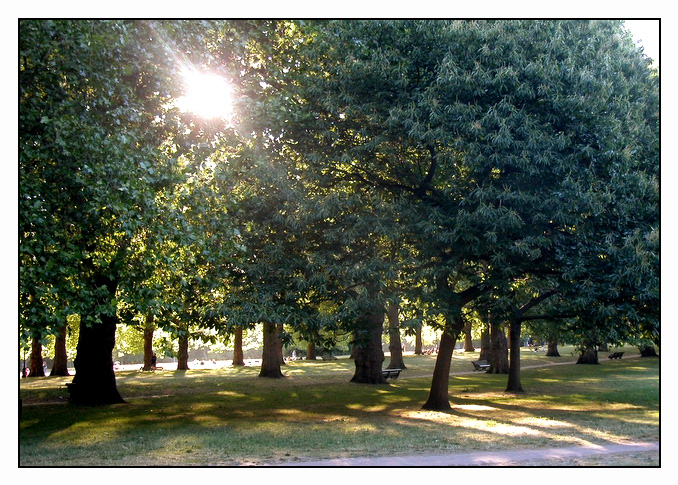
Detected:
left=463, top=321, right=475, bottom=352
left=177, top=326, right=190, bottom=370
left=546, top=340, right=560, bottom=357
left=351, top=311, right=387, bottom=384
left=27, top=322, right=70, bottom=377
left=141, top=314, right=155, bottom=371
left=277, top=322, right=286, bottom=366
left=639, top=346, right=659, bottom=357
left=259, top=320, right=284, bottom=378
left=505, top=317, right=523, bottom=392
left=577, top=347, right=599, bottom=364
left=478, top=327, right=491, bottom=361
left=421, top=328, right=458, bottom=410
left=414, top=325, right=423, bottom=355
left=489, top=320, right=509, bottom=374
left=306, top=341, right=317, bottom=360
left=28, top=336, right=45, bottom=377
left=233, top=326, right=245, bottom=365
left=386, top=303, right=406, bottom=370
left=50, top=323, right=70, bottom=376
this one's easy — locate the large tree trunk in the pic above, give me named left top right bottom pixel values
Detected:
left=141, top=314, right=154, bottom=371
left=259, top=321, right=284, bottom=378
left=639, top=346, right=659, bottom=357
left=386, top=303, right=406, bottom=370
left=232, top=326, right=245, bottom=366
left=505, top=317, right=524, bottom=392
left=478, top=326, right=491, bottom=361
left=177, top=326, right=190, bottom=370
left=28, top=336, right=45, bottom=377
left=306, top=341, right=317, bottom=360
left=421, top=328, right=457, bottom=410
left=414, top=324, right=423, bottom=355
left=546, top=339, right=560, bottom=357
left=276, top=322, right=286, bottom=366
left=350, top=332, right=358, bottom=359
left=50, top=323, right=69, bottom=376
left=70, top=312, right=124, bottom=404
left=576, top=346, right=599, bottom=364
left=463, top=320, right=475, bottom=352
left=68, top=273, right=124, bottom=405
left=488, top=321, right=509, bottom=374
left=351, top=312, right=386, bottom=384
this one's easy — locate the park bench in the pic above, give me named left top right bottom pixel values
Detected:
left=608, top=352, right=624, bottom=360
left=382, top=368, right=401, bottom=379
left=472, top=360, right=490, bottom=371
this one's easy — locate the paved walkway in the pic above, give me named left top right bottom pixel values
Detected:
left=282, top=441, right=659, bottom=466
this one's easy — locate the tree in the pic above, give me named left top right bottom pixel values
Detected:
left=259, top=321, right=284, bottom=378
left=386, top=302, right=406, bottom=370
left=20, top=20, right=657, bottom=410
left=20, top=20, right=235, bottom=404
left=463, top=320, right=475, bottom=352
left=50, top=321, right=70, bottom=376
left=280, top=20, right=658, bottom=408
left=487, top=319, right=509, bottom=374
left=141, top=314, right=155, bottom=371
left=28, top=336, right=45, bottom=377
left=232, top=326, right=245, bottom=366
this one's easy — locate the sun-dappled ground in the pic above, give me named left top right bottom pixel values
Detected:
left=19, top=347, right=659, bottom=466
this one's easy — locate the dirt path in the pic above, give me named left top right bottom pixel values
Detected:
left=281, top=441, right=659, bottom=467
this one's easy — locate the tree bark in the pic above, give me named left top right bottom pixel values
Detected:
left=463, top=320, right=475, bottom=352
left=386, top=303, right=406, bottom=370
left=505, top=317, right=524, bottom=392
left=259, top=321, right=284, bottom=378
left=69, top=273, right=124, bottom=405
left=232, top=326, right=245, bottom=366
left=478, top=326, right=491, bottom=361
left=546, top=339, right=560, bottom=357
left=141, top=314, right=154, bottom=371
left=50, top=323, right=69, bottom=376
left=576, top=347, right=599, bottom=364
left=639, top=346, right=659, bottom=357
left=414, top=324, right=423, bottom=355
left=421, top=329, right=457, bottom=410
left=277, top=322, right=286, bottom=366
left=28, top=336, right=45, bottom=377
left=488, top=321, right=509, bottom=374
left=177, top=326, right=190, bottom=370
left=350, top=311, right=386, bottom=384
left=306, top=341, right=317, bottom=360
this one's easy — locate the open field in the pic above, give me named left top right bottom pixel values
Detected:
left=19, top=347, right=659, bottom=466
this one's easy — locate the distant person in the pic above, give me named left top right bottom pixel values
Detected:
left=151, top=354, right=157, bottom=368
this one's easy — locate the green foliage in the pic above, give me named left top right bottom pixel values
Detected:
left=20, top=20, right=658, bottom=368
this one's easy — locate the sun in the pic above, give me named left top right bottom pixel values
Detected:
left=176, top=70, right=233, bottom=120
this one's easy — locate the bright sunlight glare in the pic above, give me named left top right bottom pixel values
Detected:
left=176, top=70, right=234, bottom=120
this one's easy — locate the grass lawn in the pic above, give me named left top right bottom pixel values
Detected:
left=19, top=346, right=659, bottom=466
